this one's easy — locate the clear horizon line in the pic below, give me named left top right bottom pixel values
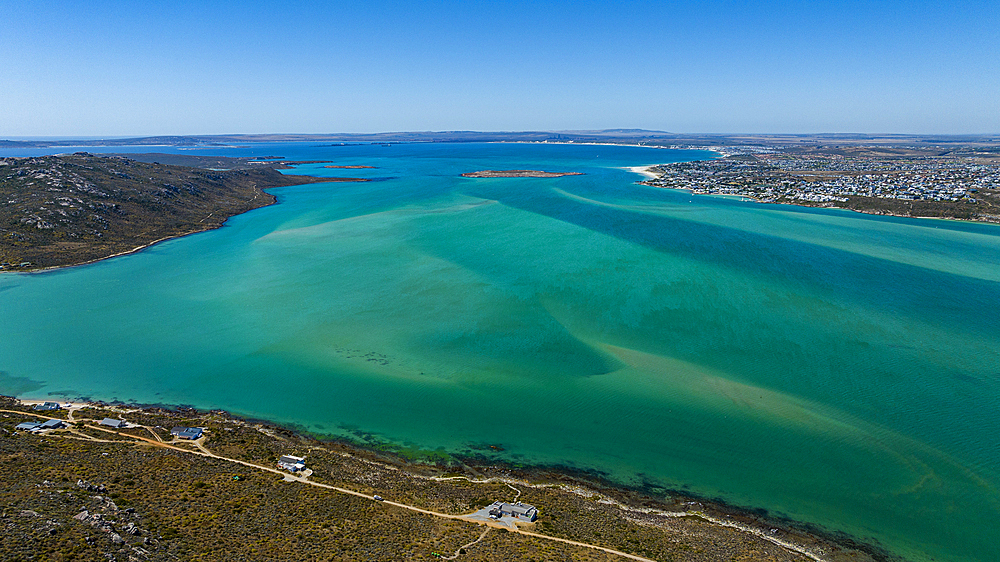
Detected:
left=4, top=130, right=1000, bottom=141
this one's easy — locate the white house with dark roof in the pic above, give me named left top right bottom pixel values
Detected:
left=33, top=402, right=60, bottom=411
left=278, top=455, right=306, bottom=472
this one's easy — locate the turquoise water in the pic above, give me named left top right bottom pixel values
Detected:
left=2, top=142, right=999, bottom=561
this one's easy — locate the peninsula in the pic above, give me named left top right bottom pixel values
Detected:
left=639, top=144, right=1000, bottom=223
left=461, top=170, right=584, bottom=178
left=1, top=396, right=883, bottom=562
left=0, top=153, right=359, bottom=271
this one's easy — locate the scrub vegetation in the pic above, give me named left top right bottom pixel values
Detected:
left=0, top=154, right=331, bottom=271
left=1, top=397, right=883, bottom=562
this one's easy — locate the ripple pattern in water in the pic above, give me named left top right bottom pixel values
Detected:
left=2, top=142, right=999, bottom=562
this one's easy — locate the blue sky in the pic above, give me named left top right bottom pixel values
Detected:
left=1, top=0, right=998, bottom=136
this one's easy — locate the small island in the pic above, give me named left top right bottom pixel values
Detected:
left=461, top=170, right=584, bottom=178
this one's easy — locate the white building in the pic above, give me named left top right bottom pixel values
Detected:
left=278, top=455, right=306, bottom=472
left=487, top=501, right=538, bottom=521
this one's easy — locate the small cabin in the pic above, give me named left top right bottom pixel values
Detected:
left=278, top=455, right=306, bottom=472
left=40, top=419, right=65, bottom=430
left=33, top=402, right=61, bottom=411
left=170, top=426, right=204, bottom=440
left=487, top=501, right=538, bottom=522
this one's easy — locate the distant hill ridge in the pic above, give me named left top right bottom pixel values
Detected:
left=5, top=131, right=1000, bottom=149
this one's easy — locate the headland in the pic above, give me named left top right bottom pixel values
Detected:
left=0, top=153, right=365, bottom=272
left=1, top=396, right=889, bottom=562
left=636, top=144, right=1000, bottom=224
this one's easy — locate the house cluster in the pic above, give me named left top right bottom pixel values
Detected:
left=661, top=145, right=779, bottom=157
left=32, top=402, right=61, bottom=411
left=170, top=426, right=204, bottom=440
left=14, top=407, right=133, bottom=433
left=486, top=501, right=538, bottom=522
left=14, top=403, right=68, bottom=432
left=278, top=455, right=307, bottom=472
left=15, top=418, right=65, bottom=432
left=643, top=152, right=998, bottom=204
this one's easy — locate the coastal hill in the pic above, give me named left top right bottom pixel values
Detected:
left=0, top=397, right=881, bottom=562
left=0, top=154, right=342, bottom=271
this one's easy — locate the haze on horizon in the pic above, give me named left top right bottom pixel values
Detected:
left=2, top=0, right=998, bottom=137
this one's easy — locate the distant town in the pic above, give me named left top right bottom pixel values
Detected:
left=641, top=143, right=1000, bottom=223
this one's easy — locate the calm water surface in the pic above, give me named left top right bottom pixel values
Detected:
left=2, top=142, right=999, bottom=562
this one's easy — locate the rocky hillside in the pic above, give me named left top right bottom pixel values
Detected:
left=0, top=153, right=326, bottom=270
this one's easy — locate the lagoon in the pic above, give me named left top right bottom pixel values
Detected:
left=2, top=142, right=999, bottom=561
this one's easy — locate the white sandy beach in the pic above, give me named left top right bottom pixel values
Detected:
left=624, top=165, right=660, bottom=179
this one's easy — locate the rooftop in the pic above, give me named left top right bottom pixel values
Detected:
left=32, top=402, right=60, bottom=411
left=170, top=426, right=203, bottom=439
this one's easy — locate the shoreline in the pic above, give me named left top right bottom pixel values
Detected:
left=2, top=166, right=357, bottom=275
left=20, top=227, right=232, bottom=275
left=7, top=190, right=276, bottom=275
left=643, top=183, right=1000, bottom=226
left=496, top=140, right=727, bottom=161
left=623, top=165, right=661, bottom=179
left=455, top=458, right=895, bottom=562
left=493, top=140, right=719, bottom=152
left=8, top=394, right=895, bottom=561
